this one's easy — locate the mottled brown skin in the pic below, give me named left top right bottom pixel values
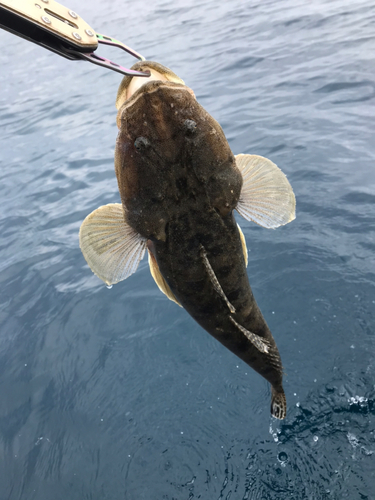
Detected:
left=115, top=80, right=284, bottom=399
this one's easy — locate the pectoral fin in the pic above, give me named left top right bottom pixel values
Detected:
left=235, top=154, right=296, bottom=229
left=148, top=250, right=182, bottom=307
left=79, top=203, right=146, bottom=286
left=229, top=316, right=270, bottom=354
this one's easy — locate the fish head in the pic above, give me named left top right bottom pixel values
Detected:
left=114, top=61, right=242, bottom=238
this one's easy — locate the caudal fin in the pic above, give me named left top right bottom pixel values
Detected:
left=271, top=387, right=287, bottom=419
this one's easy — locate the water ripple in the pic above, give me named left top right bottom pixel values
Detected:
left=0, top=0, right=375, bottom=498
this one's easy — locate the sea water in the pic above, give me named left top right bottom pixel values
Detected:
left=0, top=0, right=374, bottom=498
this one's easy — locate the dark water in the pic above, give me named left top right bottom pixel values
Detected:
left=1, top=0, right=374, bottom=498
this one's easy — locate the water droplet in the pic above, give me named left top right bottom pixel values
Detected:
left=277, top=451, right=288, bottom=463
left=313, top=436, right=319, bottom=442
left=348, top=395, right=367, bottom=406
left=106, top=284, right=113, bottom=289
left=362, top=448, right=373, bottom=456
left=347, top=432, right=359, bottom=448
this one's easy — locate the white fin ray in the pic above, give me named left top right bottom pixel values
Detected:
left=229, top=316, right=270, bottom=354
left=237, top=223, right=248, bottom=267
left=148, top=250, right=182, bottom=307
left=79, top=203, right=146, bottom=286
left=235, top=154, right=296, bottom=229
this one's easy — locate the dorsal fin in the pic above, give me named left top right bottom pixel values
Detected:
left=229, top=316, right=270, bottom=354
left=200, top=245, right=236, bottom=314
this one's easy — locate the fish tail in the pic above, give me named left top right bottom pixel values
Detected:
left=271, top=387, right=287, bottom=420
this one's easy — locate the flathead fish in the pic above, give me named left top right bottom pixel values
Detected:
left=79, top=61, right=296, bottom=419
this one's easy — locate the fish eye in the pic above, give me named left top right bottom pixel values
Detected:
left=134, top=137, right=150, bottom=151
left=183, top=119, right=197, bottom=134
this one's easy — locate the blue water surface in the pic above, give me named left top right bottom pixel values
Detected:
left=0, top=0, right=374, bottom=498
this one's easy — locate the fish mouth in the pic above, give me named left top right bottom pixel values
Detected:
left=115, top=61, right=195, bottom=125
left=121, top=79, right=194, bottom=109
left=123, top=68, right=184, bottom=102
left=116, top=61, right=189, bottom=107
left=116, top=65, right=196, bottom=128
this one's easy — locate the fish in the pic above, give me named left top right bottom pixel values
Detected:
left=79, top=61, right=296, bottom=419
